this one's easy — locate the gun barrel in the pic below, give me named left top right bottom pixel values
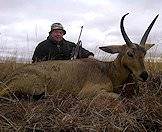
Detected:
left=71, top=26, right=84, bottom=60
left=77, top=26, right=83, bottom=43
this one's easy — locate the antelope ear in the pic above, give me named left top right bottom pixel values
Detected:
left=99, top=45, right=123, bottom=54
left=145, top=43, right=155, bottom=51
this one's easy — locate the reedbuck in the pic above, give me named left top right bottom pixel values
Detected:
left=0, top=13, right=159, bottom=99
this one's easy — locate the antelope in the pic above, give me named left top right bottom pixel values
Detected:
left=0, top=13, right=158, bottom=99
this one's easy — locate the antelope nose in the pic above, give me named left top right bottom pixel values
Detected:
left=140, top=71, right=148, bottom=81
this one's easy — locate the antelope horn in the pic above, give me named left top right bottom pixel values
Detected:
left=120, top=13, right=133, bottom=47
left=140, top=15, right=159, bottom=46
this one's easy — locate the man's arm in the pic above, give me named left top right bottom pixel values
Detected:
left=78, top=46, right=94, bottom=59
left=70, top=26, right=95, bottom=59
left=32, top=43, right=47, bottom=63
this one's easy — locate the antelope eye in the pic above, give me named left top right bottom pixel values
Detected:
left=127, top=51, right=134, bottom=57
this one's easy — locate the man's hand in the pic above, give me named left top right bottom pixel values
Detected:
left=88, top=55, right=95, bottom=60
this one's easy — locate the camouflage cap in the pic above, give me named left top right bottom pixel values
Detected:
left=50, top=23, right=66, bottom=35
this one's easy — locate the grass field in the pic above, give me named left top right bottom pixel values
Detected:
left=0, top=59, right=161, bottom=131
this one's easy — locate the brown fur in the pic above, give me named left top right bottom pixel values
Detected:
left=0, top=44, right=153, bottom=99
left=0, top=14, right=158, bottom=99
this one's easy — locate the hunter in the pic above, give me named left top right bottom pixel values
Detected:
left=32, top=23, right=94, bottom=62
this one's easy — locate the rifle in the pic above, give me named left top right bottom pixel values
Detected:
left=71, top=26, right=83, bottom=60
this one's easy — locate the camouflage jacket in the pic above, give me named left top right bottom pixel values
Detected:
left=32, top=37, right=94, bottom=62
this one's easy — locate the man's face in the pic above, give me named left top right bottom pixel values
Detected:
left=51, top=29, right=64, bottom=42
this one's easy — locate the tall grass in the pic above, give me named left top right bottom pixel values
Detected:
left=0, top=53, right=161, bottom=131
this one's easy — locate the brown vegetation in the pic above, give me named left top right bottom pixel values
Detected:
left=0, top=14, right=161, bottom=131
left=0, top=60, right=161, bottom=131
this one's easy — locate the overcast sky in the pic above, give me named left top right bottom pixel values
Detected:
left=0, top=0, right=161, bottom=60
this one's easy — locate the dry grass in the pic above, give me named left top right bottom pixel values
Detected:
left=0, top=60, right=161, bottom=131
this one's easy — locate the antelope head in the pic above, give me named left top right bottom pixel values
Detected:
left=100, top=13, right=159, bottom=81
